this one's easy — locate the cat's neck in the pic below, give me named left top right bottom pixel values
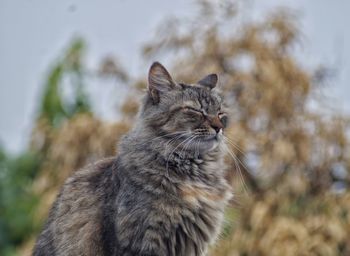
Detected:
left=118, top=129, right=224, bottom=182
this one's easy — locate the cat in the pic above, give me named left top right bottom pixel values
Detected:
left=33, top=62, right=232, bottom=256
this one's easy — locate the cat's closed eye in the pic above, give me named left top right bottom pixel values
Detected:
left=183, top=106, right=204, bottom=115
left=218, top=112, right=225, bottom=119
left=218, top=112, right=228, bottom=127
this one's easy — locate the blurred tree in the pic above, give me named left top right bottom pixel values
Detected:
left=0, top=38, right=96, bottom=256
left=141, top=1, right=350, bottom=254
left=40, top=38, right=91, bottom=128
left=0, top=147, right=40, bottom=256
left=142, top=0, right=350, bottom=195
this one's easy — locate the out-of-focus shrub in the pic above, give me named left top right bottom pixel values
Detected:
left=210, top=175, right=350, bottom=255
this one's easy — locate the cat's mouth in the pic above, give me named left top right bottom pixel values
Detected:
left=195, top=135, right=221, bottom=151
left=199, top=134, right=218, bottom=141
left=193, top=128, right=222, bottom=142
left=163, top=130, right=222, bottom=152
left=190, top=132, right=222, bottom=150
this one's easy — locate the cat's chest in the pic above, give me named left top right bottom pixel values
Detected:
left=174, top=158, right=231, bottom=208
left=170, top=180, right=231, bottom=254
left=178, top=181, right=231, bottom=209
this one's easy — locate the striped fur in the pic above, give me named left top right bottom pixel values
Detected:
left=33, top=62, right=232, bottom=256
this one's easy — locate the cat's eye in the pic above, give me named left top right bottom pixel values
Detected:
left=218, top=112, right=225, bottom=119
left=218, top=112, right=228, bottom=127
left=183, top=106, right=203, bottom=114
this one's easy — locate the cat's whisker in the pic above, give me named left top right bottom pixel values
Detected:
left=222, top=137, right=251, bottom=174
left=165, top=135, right=194, bottom=174
left=195, top=138, right=200, bottom=158
left=222, top=143, right=249, bottom=194
left=222, top=136, right=246, bottom=156
left=165, top=135, right=195, bottom=175
left=138, top=131, right=189, bottom=147
left=164, top=132, right=190, bottom=151
left=224, top=145, right=247, bottom=194
left=180, top=135, right=197, bottom=157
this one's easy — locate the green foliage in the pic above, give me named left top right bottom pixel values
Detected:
left=40, top=38, right=91, bottom=127
left=0, top=148, right=41, bottom=255
left=0, top=38, right=93, bottom=255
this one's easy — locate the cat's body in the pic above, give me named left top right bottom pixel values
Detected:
left=33, top=62, right=232, bottom=256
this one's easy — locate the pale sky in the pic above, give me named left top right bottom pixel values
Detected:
left=0, top=0, right=349, bottom=153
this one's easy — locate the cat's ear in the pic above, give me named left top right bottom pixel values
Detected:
left=197, top=74, right=218, bottom=89
left=148, top=62, right=175, bottom=104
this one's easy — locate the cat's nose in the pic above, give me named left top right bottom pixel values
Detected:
left=211, top=125, right=222, bottom=134
left=209, top=116, right=224, bottom=133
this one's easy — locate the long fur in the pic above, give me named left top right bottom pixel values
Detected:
left=33, top=63, right=232, bottom=256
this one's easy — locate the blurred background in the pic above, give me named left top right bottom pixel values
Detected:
left=0, top=0, right=349, bottom=255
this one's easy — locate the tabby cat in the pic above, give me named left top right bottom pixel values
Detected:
left=33, top=62, right=232, bottom=256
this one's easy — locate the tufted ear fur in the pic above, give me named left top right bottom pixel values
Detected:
left=148, top=62, right=175, bottom=104
left=197, top=74, right=218, bottom=89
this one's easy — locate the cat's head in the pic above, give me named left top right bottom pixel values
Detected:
left=140, top=62, right=228, bottom=152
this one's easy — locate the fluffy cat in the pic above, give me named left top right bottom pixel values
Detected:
left=33, top=62, right=232, bottom=256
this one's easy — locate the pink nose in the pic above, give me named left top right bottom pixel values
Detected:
left=208, top=116, right=223, bottom=133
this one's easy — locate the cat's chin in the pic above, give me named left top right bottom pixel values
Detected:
left=196, top=138, right=220, bottom=152
left=204, top=140, right=219, bottom=152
